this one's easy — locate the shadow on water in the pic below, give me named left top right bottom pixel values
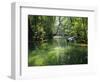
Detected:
left=28, top=39, right=88, bottom=66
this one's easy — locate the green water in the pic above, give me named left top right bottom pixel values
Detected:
left=28, top=38, right=87, bottom=66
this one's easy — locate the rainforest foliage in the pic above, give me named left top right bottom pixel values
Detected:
left=28, top=15, right=88, bottom=66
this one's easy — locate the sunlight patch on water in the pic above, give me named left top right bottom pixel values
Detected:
left=53, top=46, right=65, bottom=62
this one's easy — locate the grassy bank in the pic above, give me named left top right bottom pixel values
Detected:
left=28, top=43, right=87, bottom=66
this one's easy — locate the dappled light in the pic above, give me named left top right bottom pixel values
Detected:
left=28, top=15, right=88, bottom=66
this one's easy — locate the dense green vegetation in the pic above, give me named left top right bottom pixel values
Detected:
left=28, top=15, right=88, bottom=66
